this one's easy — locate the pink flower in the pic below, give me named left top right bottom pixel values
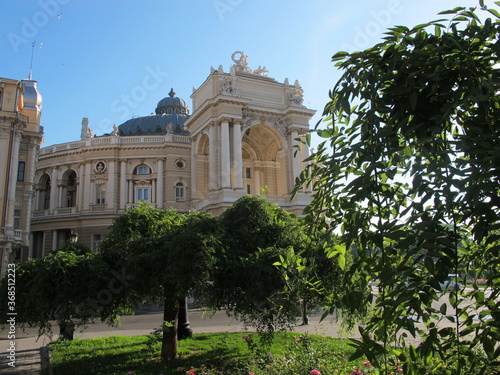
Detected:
left=350, top=371, right=362, bottom=375
left=127, top=372, right=134, bottom=375
left=249, top=373, right=254, bottom=375
left=310, top=370, right=321, bottom=375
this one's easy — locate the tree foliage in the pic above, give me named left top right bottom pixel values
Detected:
left=208, top=195, right=308, bottom=333
left=297, top=2, right=500, bottom=374
left=0, top=243, right=108, bottom=339
left=98, top=203, right=218, bottom=360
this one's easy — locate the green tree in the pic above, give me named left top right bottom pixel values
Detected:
left=0, top=243, right=109, bottom=340
left=208, top=195, right=308, bottom=333
left=98, top=203, right=218, bottom=360
left=297, top=3, right=500, bottom=374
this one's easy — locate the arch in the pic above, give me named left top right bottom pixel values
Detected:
left=37, top=173, right=51, bottom=210
left=241, top=124, right=287, bottom=196
left=61, top=169, right=77, bottom=208
left=132, top=162, right=154, bottom=175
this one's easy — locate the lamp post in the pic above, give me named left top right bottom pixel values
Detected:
left=69, top=231, right=79, bottom=244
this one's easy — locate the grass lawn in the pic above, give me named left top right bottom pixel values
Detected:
left=49, top=331, right=362, bottom=375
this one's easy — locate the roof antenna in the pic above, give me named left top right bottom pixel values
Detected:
left=28, top=41, right=42, bottom=80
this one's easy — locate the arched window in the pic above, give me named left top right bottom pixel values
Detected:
left=38, top=174, right=51, bottom=210
left=64, top=171, right=77, bottom=207
left=135, top=165, right=150, bottom=175
left=175, top=182, right=185, bottom=202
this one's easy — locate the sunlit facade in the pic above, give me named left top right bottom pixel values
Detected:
left=0, top=78, right=44, bottom=273
left=30, top=53, right=315, bottom=256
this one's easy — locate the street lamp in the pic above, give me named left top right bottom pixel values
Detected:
left=69, top=231, right=79, bottom=244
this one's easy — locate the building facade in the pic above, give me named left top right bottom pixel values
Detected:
left=0, top=78, right=44, bottom=273
left=30, top=52, right=315, bottom=256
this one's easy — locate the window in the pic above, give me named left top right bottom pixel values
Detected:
left=247, top=184, right=251, bottom=194
left=246, top=168, right=251, bottom=179
left=92, top=234, right=102, bottom=253
left=137, top=166, right=150, bottom=175
left=14, top=210, right=21, bottom=229
left=137, top=188, right=150, bottom=202
left=175, top=182, right=184, bottom=202
left=96, top=185, right=106, bottom=204
left=175, top=159, right=186, bottom=169
left=17, top=161, right=25, bottom=181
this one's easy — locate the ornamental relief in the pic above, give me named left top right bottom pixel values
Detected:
left=241, top=107, right=288, bottom=138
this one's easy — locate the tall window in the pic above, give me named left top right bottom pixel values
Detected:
left=137, top=187, right=150, bottom=202
left=14, top=210, right=21, bottom=229
left=92, top=234, right=102, bottom=253
left=175, top=182, right=184, bottom=202
left=17, top=161, right=26, bottom=181
left=96, top=184, right=106, bottom=204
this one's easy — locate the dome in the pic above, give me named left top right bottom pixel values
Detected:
left=118, top=113, right=189, bottom=136
left=155, top=88, right=189, bottom=115
left=115, top=88, right=190, bottom=136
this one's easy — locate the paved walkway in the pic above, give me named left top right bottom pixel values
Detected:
left=0, top=310, right=354, bottom=374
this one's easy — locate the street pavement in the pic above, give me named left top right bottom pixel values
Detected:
left=0, top=289, right=482, bottom=374
left=0, top=308, right=352, bottom=374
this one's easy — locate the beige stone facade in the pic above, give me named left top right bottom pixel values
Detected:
left=30, top=53, right=315, bottom=256
left=0, top=78, right=44, bottom=273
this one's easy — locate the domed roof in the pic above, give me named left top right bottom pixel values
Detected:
left=116, top=88, right=190, bottom=136
left=156, top=88, right=189, bottom=115
left=118, top=113, right=189, bottom=136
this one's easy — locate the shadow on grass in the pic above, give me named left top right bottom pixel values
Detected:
left=50, top=334, right=252, bottom=375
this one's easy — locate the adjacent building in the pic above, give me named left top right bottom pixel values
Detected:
left=0, top=78, right=44, bottom=273
left=27, top=52, right=315, bottom=256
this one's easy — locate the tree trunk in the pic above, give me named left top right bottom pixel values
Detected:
left=59, top=320, right=75, bottom=340
left=161, top=298, right=180, bottom=360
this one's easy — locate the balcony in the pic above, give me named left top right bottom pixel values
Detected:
left=13, top=229, right=22, bottom=241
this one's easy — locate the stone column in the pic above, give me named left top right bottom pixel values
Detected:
left=52, top=229, right=58, bottom=251
left=106, top=160, right=115, bottom=209
left=190, top=137, right=197, bottom=199
left=119, top=159, right=127, bottom=209
left=28, top=232, right=34, bottom=258
left=232, top=121, right=243, bottom=190
left=58, top=183, right=64, bottom=208
left=83, top=162, right=92, bottom=210
left=5, top=131, right=21, bottom=228
left=208, top=125, right=217, bottom=191
left=128, top=179, right=134, bottom=204
left=152, top=180, right=156, bottom=204
left=291, top=130, right=301, bottom=185
left=220, top=120, right=231, bottom=189
left=78, top=164, right=85, bottom=210
left=49, top=167, right=58, bottom=212
left=24, top=140, right=37, bottom=232
left=301, top=135, right=312, bottom=193
left=157, top=158, right=164, bottom=207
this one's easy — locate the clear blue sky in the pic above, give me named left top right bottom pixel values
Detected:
left=1, top=0, right=484, bottom=148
